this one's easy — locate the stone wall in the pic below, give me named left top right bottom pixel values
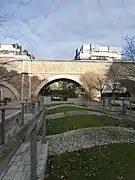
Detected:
left=31, top=76, right=42, bottom=95
left=8, top=73, right=21, bottom=95
left=0, top=85, right=16, bottom=100
left=30, top=61, right=110, bottom=76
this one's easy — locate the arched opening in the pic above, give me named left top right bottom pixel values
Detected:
left=34, top=75, right=86, bottom=98
left=39, top=78, right=85, bottom=98
left=0, top=82, right=20, bottom=100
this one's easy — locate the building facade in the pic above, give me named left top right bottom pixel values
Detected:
left=0, top=43, right=35, bottom=62
left=74, top=44, right=122, bottom=61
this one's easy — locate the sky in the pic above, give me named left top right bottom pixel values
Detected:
left=0, top=0, right=135, bottom=59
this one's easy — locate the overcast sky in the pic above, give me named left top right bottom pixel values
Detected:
left=0, top=0, right=134, bottom=59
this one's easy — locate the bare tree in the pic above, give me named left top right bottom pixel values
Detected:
left=122, top=34, right=135, bottom=75
left=80, top=72, right=96, bottom=100
left=80, top=71, right=105, bottom=101
left=95, top=72, right=106, bottom=100
left=0, top=60, right=20, bottom=83
left=0, top=16, right=22, bottom=83
left=105, top=63, right=124, bottom=102
left=123, top=34, right=135, bottom=61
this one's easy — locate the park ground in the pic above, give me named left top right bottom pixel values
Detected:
left=44, top=104, right=135, bottom=180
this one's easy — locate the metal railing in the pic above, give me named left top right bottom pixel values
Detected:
left=0, top=96, right=47, bottom=180
left=0, top=96, right=44, bottom=145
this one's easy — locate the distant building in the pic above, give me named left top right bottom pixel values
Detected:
left=0, top=43, right=35, bottom=62
left=74, top=44, right=122, bottom=61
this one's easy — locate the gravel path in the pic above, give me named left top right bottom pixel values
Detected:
left=47, top=126, right=135, bottom=155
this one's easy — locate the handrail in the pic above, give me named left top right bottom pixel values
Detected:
left=0, top=97, right=44, bottom=145
left=0, top=103, right=46, bottom=179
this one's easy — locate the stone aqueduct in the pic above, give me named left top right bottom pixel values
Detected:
left=0, top=59, right=135, bottom=100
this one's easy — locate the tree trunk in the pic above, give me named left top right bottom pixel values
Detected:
left=100, top=89, right=103, bottom=102
left=112, top=89, right=115, bottom=104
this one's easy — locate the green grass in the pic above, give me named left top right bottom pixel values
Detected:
left=47, top=105, right=99, bottom=115
left=47, top=115, right=118, bottom=135
left=46, top=103, right=63, bottom=107
left=45, top=143, right=135, bottom=180
left=46, top=103, right=74, bottom=108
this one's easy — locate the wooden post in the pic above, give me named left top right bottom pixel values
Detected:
left=30, top=124, right=37, bottom=180
left=1, top=109, right=5, bottom=144
left=42, top=108, right=46, bottom=143
left=20, top=103, right=24, bottom=127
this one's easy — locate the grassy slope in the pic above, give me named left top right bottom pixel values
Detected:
left=45, top=143, right=135, bottom=180
left=47, top=115, right=118, bottom=135
left=47, top=106, right=101, bottom=115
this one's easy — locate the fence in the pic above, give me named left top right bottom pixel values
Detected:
left=30, top=105, right=47, bottom=180
left=0, top=97, right=44, bottom=145
left=0, top=96, right=47, bottom=179
left=98, top=97, right=134, bottom=115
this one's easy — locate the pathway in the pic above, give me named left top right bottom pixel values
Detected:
left=0, top=113, right=33, bottom=174
left=0, top=141, right=48, bottom=180
left=0, top=100, right=21, bottom=122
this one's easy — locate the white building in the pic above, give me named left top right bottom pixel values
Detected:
left=75, top=44, right=122, bottom=61
left=0, top=43, right=35, bottom=62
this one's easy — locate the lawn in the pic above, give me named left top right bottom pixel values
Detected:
left=46, top=103, right=75, bottom=108
left=46, top=103, right=63, bottom=107
left=47, top=105, right=101, bottom=115
left=47, top=115, right=118, bottom=135
left=45, top=143, right=135, bottom=180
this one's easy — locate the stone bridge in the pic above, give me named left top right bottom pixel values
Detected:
left=0, top=59, right=135, bottom=100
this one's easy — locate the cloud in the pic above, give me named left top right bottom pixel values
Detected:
left=0, top=0, right=135, bottom=59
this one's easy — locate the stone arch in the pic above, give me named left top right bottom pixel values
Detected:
left=0, top=82, right=20, bottom=100
left=33, top=74, right=86, bottom=96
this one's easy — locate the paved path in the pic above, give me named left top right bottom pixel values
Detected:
left=0, top=113, right=33, bottom=174
left=4, top=113, right=32, bottom=143
left=0, top=100, right=22, bottom=146
left=0, top=100, right=21, bottom=122
left=0, top=141, right=48, bottom=180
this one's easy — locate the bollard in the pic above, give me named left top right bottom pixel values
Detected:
left=129, top=100, right=131, bottom=116
left=109, top=98, right=112, bottom=111
left=1, top=109, right=5, bottom=144
left=42, top=96, right=44, bottom=106
left=122, top=99, right=125, bottom=114
left=31, top=96, right=34, bottom=103
left=25, top=99, right=28, bottom=114
left=31, top=102, right=35, bottom=114
left=108, top=98, right=109, bottom=106
left=20, top=103, right=24, bottom=127
left=103, top=98, right=105, bottom=108
left=40, top=98, right=43, bottom=108
left=37, top=100, right=41, bottom=109
left=30, top=124, right=37, bottom=180
left=42, top=108, right=46, bottom=143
